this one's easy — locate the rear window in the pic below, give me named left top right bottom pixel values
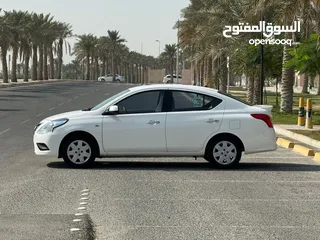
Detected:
left=218, top=91, right=251, bottom=106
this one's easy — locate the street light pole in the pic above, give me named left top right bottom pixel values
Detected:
left=227, top=56, right=230, bottom=93
left=8, top=54, right=11, bottom=82
left=176, top=19, right=180, bottom=77
left=156, top=40, right=160, bottom=56
left=260, top=11, right=264, bottom=105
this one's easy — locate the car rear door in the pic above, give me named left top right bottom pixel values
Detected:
left=164, top=90, right=225, bottom=152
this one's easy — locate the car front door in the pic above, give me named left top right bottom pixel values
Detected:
left=102, top=90, right=167, bottom=154
left=164, top=90, right=225, bottom=152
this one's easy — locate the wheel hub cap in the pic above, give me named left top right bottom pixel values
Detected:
left=213, top=141, right=237, bottom=165
left=67, top=140, right=91, bottom=164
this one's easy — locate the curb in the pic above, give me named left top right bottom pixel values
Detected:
left=274, top=125, right=320, bottom=161
left=0, top=79, right=78, bottom=89
left=276, top=137, right=294, bottom=148
left=293, top=144, right=315, bottom=156
left=274, top=125, right=320, bottom=149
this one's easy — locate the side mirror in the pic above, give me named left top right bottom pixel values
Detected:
left=103, top=105, right=119, bottom=115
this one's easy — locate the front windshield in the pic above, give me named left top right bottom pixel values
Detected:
left=91, top=89, right=130, bottom=111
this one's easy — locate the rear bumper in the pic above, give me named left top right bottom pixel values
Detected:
left=243, top=128, right=277, bottom=154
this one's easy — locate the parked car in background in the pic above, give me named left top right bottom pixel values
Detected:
left=33, top=84, right=277, bottom=168
left=163, top=74, right=182, bottom=84
left=98, top=74, right=124, bottom=82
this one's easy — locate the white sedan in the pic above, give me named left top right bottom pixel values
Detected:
left=33, top=84, right=277, bottom=168
left=98, top=74, right=124, bottom=82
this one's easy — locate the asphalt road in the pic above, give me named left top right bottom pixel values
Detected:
left=1, top=80, right=320, bottom=239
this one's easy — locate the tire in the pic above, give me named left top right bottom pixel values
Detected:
left=205, top=137, right=242, bottom=168
left=116, top=79, right=120, bottom=83
left=101, top=78, right=105, bottom=82
left=61, top=136, right=96, bottom=168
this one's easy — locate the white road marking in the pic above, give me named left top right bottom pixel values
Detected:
left=77, top=207, right=86, bottom=210
left=49, top=107, right=55, bottom=110
left=81, top=189, right=89, bottom=192
left=81, top=193, right=89, bottom=196
left=110, top=198, right=320, bottom=202
left=0, top=128, right=10, bottom=135
left=80, top=202, right=88, bottom=205
left=74, top=96, right=78, bottom=99
left=20, top=119, right=30, bottom=124
left=105, top=93, right=110, bottom=96
left=70, top=228, right=80, bottom=232
left=73, top=219, right=82, bottom=222
left=81, top=197, right=89, bottom=200
left=136, top=180, right=320, bottom=183
left=61, top=92, right=71, bottom=95
left=75, top=213, right=84, bottom=216
left=59, top=103, right=64, bottom=106
left=244, top=156, right=306, bottom=159
left=68, top=99, right=72, bottom=102
left=100, top=225, right=319, bottom=229
left=36, top=112, right=44, bottom=116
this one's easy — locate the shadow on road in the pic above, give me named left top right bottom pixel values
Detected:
left=47, top=161, right=320, bottom=171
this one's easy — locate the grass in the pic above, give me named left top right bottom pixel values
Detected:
left=229, top=89, right=320, bottom=125
left=291, top=130, right=320, bottom=141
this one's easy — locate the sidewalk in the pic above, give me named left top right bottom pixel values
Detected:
left=274, top=124, right=320, bottom=161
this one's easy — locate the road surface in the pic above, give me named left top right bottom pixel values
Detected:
left=1, top=80, right=320, bottom=239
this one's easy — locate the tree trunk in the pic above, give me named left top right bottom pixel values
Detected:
left=207, top=55, right=213, bottom=87
left=276, top=77, right=280, bottom=107
left=112, top=50, right=115, bottom=81
left=49, top=45, right=55, bottom=79
left=170, top=59, right=174, bottom=82
left=280, top=43, right=295, bottom=113
left=57, top=38, right=63, bottom=79
left=301, top=74, right=309, bottom=93
left=219, top=57, right=227, bottom=93
left=253, top=72, right=261, bottom=105
left=102, top=57, right=106, bottom=76
left=1, top=48, right=8, bottom=83
left=38, top=45, right=44, bottom=80
left=247, top=75, right=254, bottom=105
left=43, top=45, right=48, bottom=80
left=23, top=50, right=30, bottom=82
left=86, top=54, right=90, bottom=80
left=317, top=76, right=320, bottom=95
left=11, top=45, right=18, bottom=82
left=32, top=44, right=37, bottom=80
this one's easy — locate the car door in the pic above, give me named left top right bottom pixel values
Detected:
left=164, top=90, right=225, bottom=152
left=102, top=90, right=167, bottom=154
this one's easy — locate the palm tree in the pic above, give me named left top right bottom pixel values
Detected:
left=5, top=10, right=28, bottom=82
left=73, top=34, right=97, bottom=80
left=0, top=10, right=12, bottom=83
left=55, top=22, right=72, bottom=79
left=107, top=30, right=126, bottom=81
left=163, top=44, right=177, bottom=82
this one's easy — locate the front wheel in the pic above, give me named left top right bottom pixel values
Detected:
left=61, top=137, right=96, bottom=168
left=205, top=138, right=242, bottom=168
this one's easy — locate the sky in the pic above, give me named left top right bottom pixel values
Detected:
left=2, top=0, right=190, bottom=63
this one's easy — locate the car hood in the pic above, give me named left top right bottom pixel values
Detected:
left=40, top=110, right=86, bottom=123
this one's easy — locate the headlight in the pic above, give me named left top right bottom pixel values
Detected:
left=37, top=118, right=68, bottom=134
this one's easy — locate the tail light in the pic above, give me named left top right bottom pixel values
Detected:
left=251, top=114, right=273, bottom=128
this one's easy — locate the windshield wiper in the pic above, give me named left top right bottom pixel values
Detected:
left=82, top=107, right=92, bottom=111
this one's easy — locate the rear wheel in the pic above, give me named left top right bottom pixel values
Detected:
left=61, top=137, right=96, bottom=168
left=205, top=138, right=242, bottom=168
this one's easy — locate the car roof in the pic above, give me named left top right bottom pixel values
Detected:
left=128, top=84, right=219, bottom=95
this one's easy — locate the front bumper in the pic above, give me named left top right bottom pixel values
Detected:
left=33, top=131, right=64, bottom=157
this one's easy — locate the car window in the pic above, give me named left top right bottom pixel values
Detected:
left=170, top=90, right=222, bottom=111
left=117, top=90, right=163, bottom=114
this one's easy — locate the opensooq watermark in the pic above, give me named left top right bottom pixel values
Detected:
left=222, top=21, right=300, bottom=46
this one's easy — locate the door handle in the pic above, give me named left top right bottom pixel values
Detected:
left=147, top=120, right=160, bottom=125
left=206, top=118, right=219, bottom=123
